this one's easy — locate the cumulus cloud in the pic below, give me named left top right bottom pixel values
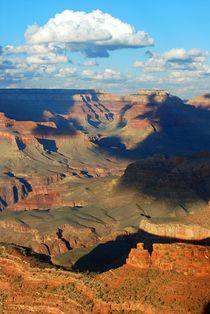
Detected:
left=1, top=7, right=210, bottom=98
left=162, top=48, right=209, bottom=63
left=79, top=60, right=98, bottom=67
left=0, top=55, right=59, bottom=86
left=131, top=47, right=210, bottom=97
left=134, top=48, right=210, bottom=72
left=26, top=53, right=69, bottom=64
left=24, top=9, right=154, bottom=57
left=0, top=9, right=153, bottom=87
left=133, top=48, right=210, bottom=86
left=56, top=67, right=77, bottom=77
left=4, top=43, right=65, bottom=56
left=81, top=68, right=123, bottom=81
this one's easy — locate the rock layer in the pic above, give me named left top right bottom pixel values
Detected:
left=127, top=242, right=210, bottom=276
left=0, top=243, right=209, bottom=314
left=139, top=219, right=210, bottom=240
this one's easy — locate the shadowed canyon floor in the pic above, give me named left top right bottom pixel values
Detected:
left=0, top=89, right=209, bottom=313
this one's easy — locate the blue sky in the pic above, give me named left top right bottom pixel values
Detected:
left=0, top=0, right=210, bottom=97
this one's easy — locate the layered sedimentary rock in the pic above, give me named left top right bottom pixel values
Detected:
left=0, top=176, right=31, bottom=211
left=0, top=220, right=98, bottom=256
left=6, top=173, right=65, bottom=211
left=139, top=219, right=210, bottom=240
left=1, top=88, right=210, bottom=156
left=0, top=243, right=209, bottom=314
left=0, top=173, right=65, bottom=212
left=127, top=242, right=210, bottom=276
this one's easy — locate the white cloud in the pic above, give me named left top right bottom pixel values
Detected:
left=133, top=48, right=210, bottom=83
left=134, top=48, right=210, bottom=72
left=1, top=8, right=210, bottom=99
left=162, top=48, right=209, bottom=63
left=81, top=68, right=122, bottom=81
left=26, top=53, right=69, bottom=64
left=0, top=9, right=154, bottom=87
left=56, top=67, right=77, bottom=77
left=24, top=9, right=154, bottom=57
left=80, top=60, right=98, bottom=67
left=4, top=44, right=50, bottom=55
left=0, top=55, right=59, bottom=86
left=129, top=47, right=210, bottom=97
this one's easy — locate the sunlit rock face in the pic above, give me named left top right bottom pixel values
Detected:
left=0, top=242, right=209, bottom=314
left=188, top=93, right=210, bottom=109
left=127, top=242, right=210, bottom=276
left=139, top=219, right=210, bottom=240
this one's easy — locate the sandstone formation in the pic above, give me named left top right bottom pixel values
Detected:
left=0, top=243, right=209, bottom=314
left=139, top=219, right=210, bottom=240
left=127, top=242, right=210, bottom=276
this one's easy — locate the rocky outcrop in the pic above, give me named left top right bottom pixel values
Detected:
left=0, top=220, right=98, bottom=256
left=0, top=176, right=31, bottom=211
left=1, top=173, right=65, bottom=212
left=0, top=112, right=15, bottom=128
left=188, top=93, right=210, bottom=109
left=139, top=219, right=210, bottom=240
left=0, top=131, right=15, bottom=143
left=0, top=242, right=209, bottom=314
left=73, top=165, right=124, bottom=177
left=127, top=242, right=210, bottom=276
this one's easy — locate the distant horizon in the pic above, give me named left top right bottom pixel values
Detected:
left=0, top=87, right=194, bottom=98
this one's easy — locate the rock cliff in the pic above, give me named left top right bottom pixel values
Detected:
left=139, top=219, right=210, bottom=240
left=127, top=242, right=210, bottom=276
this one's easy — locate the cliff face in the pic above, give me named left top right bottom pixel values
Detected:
left=0, top=173, right=65, bottom=212
left=127, top=242, right=210, bottom=276
left=139, top=219, right=210, bottom=240
left=0, top=176, right=30, bottom=211
left=5, top=173, right=66, bottom=211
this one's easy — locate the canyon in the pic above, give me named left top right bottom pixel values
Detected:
left=0, top=242, right=209, bottom=314
left=0, top=89, right=209, bottom=313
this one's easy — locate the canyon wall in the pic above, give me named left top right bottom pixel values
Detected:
left=139, top=219, right=210, bottom=240
left=127, top=242, right=210, bottom=276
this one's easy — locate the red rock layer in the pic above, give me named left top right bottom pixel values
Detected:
left=4, top=174, right=65, bottom=212
left=127, top=242, right=210, bottom=276
left=0, top=243, right=209, bottom=314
